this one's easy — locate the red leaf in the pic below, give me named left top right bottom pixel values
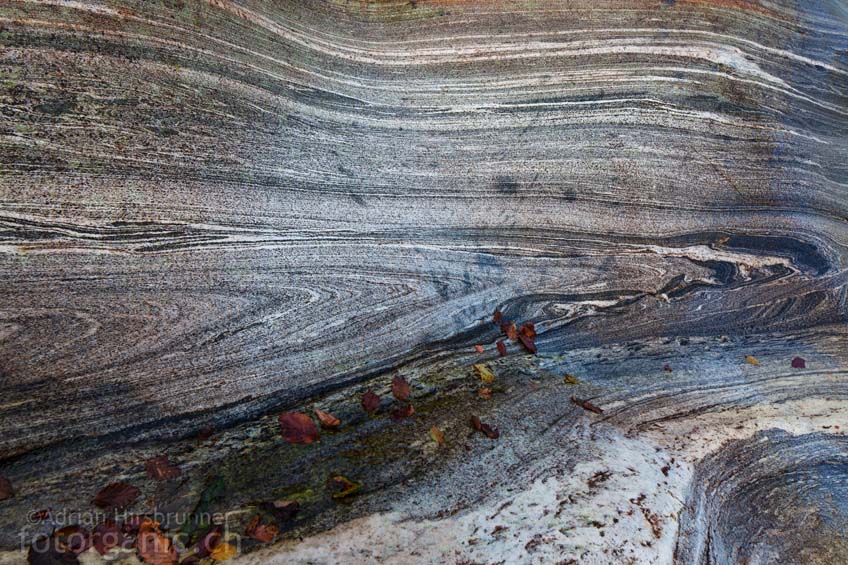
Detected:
left=0, top=476, right=13, bottom=501
left=391, top=403, right=415, bottom=420
left=496, top=340, right=507, bottom=357
left=92, top=483, right=140, bottom=510
left=791, top=357, right=806, bottom=369
left=145, top=457, right=181, bottom=481
left=519, top=322, right=536, bottom=339
left=474, top=344, right=484, bottom=354
left=470, top=415, right=499, bottom=439
left=91, top=521, right=124, bottom=556
left=361, top=391, right=381, bottom=413
left=54, top=526, right=90, bottom=555
left=571, top=396, right=603, bottom=414
left=519, top=334, right=537, bottom=354
left=391, top=375, right=411, bottom=401
left=493, top=310, right=502, bottom=324
left=278, top=413, right=318, bottom=444
left=314, top=408, right=341, bottom=429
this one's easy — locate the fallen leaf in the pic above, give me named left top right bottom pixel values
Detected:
left=470, top=415, right=499, bottom=439
left=663, top=364, right=672, bottom=373
left=54, top=526, right=90, bottom=555
left=519, top=322, right=536, bottom=339
left=478, top=387, right=492, bottom=399
left=563, top=374, right=580, bottom=385
left=474, top=363, right=495, bottom=383
left=259, top=500, right=300, bottom=523
left=391, top=375, right=411, bottom=401
left=92, top=483, right=140, bottom=510
left=194, top=526, right=222, bottom=558
left=499, top=320, right=512, bottom=335
left=429, top=426, right=444, bottom=446
left=571, top=396, right=603, bottom=414
left=518, top=334, right=537, bottom=354
left=326, top=475, right=361, bottom=499
left=493, top=310, right=502, bottom=324
left=506, top=323, right=518, bottom=341
left=91, top=521, right=124, bottom=556
left=209, top=542, right=237, bottom=562
left=145, top=456, right=181, bottom=481
left=0, top=476, right=13, bottom=501
left=137, top=520, right=177, bottom=565
left=245, top=515, right=278, bottom=543
left=474, top=345, right=484, bottom=354
left=791, top=357, right=806, bottom=369
left=314, top=408, right=341, bottom=429
left=277, top=413, right=319, bottom=444
left=361, top=390, right=381, bottom=413
left=391, top=402, right=415, bottom=420
left=27, top=540, right=78, bottom=565
left=496, top=340, right=507, bottom=357
left=122, top=515, right=150, bottom=535
left=745, top=355, right=760, bottom=366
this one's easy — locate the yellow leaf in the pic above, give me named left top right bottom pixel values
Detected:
left=745, top=355, right=760, bottom=366
left=563, top=374, right=580, bottom=385
left=474, top=363, right=495, bottom=383
left=429, top=426, right=444, bottom=446
left=211, top=542, right=237, bottom=561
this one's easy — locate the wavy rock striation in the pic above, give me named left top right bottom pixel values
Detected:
left=0, top=0, right=847, bottom=563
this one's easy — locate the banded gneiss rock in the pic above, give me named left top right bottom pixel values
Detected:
left=0, top=0, right=846, bottom=563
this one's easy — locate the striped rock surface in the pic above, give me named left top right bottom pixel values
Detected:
left=0, top=0, right=846, bottom=563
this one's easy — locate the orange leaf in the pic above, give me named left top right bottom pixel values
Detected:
left=210, top=542, right=237, bottom=561
left=506, top=323, right=518, bottom=341
left=245, top=515, right=278, bottom=543
left=278, top=413, right=318, bottom=444
left=474, top=344, right=484, bottom=354
left=478, top=387, right=492, bottom=399
left=314, top=408, right=341, bottom=429
left=137, top=520, right=177, bottom=565
left=429, top=426, right=444, bottom=446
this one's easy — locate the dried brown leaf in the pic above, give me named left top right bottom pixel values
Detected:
left=91, top=521, right=124, bottom=556
left=277, top=413, right=318, bottom=444
left=470, top=415, right=499, bottom=439
left=314, top=408, right=341, bottom=429
left=145, top=457, right=181, bottom=481
left=391, top=402, right=415, bottom=420
left=492, top=310, right=502, bottom=324
left=391, top=375, right=411, bottom=401
left=519, top=322, right=536, bottom=339
left=571, top=396, right=603, bottom=414
left=137, top=520, right=177, bottom=565
left=478, top=387, right=492, bottom=399
left=518, top=334, right=537, bottom=355
left=496, top=341, right=507, bottom=357
left=92, top=483, right=140, bottom=511
left=245, top=515, right=278, bottom=543
left=361, top=390, right=381, bottom=413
